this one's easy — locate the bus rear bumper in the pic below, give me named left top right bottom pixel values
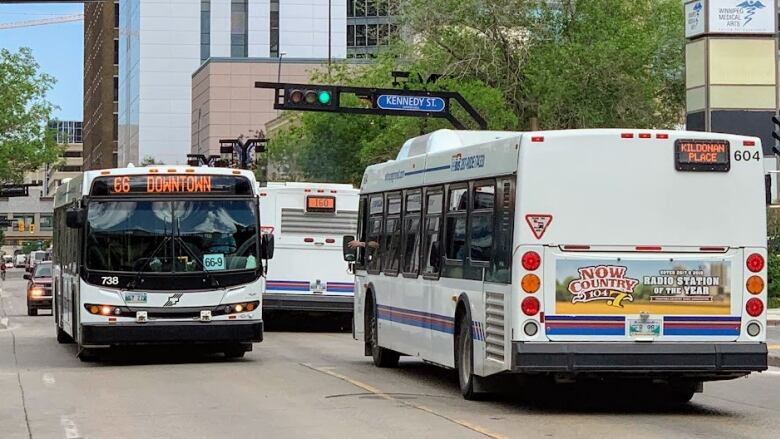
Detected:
left=511, top=342, right=767, bottom=374
left=263, top=293, right=353, bottom=313
left=80, top=320, right=263, bottom=347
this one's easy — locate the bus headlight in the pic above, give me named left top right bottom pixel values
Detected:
left=219, top=301, right=260, bottom=315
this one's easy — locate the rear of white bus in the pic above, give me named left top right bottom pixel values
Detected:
left=259, top=183, right=359, bottom=313
left=512, top=130, right=767, bottom=383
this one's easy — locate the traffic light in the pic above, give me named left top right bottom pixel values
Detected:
left=283, top=87, right=335, bottom=110
left=17, top=220, right=24, bottom=232
left=29, top=223, right=35, bottom=234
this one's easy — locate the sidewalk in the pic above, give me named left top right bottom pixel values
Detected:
left=769, top=308, right=780, bottom=327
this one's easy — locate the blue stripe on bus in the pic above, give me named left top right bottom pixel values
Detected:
left=405, top=164, right=451, bottom=176
left=664, top=316, right=741, bottom=322
left=546, top=327, right=626, bottom=336
left=664, top=328, right=740, bottom=336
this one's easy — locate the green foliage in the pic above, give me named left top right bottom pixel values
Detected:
left=767, top=209, right=780, bottom=307
left=269, top=0, right=685, bottom=184
left=0, top=47, right=62, bottom=184
left=20, top=240, right=49, bottom=254
left=140, top=155, right=164, bottom=166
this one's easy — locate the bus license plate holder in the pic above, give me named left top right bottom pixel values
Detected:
left=124, top=292, right=147, bottom=304
left=628, top=318, right=661, bottom=337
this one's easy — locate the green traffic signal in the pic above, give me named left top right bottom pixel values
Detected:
left=318, top=90, right=331, bottom=105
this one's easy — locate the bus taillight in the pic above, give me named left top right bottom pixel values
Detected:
left=521, top=297, right=540, bottom=316
left=746, top=276, right=764, bottom=294
left=521, top=251, right=540, bottom=271
left=746, top=298, right=764, bottom=317
left=746, top=253, right=764, bottom=272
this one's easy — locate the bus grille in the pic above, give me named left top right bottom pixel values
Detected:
left=485, top=291, right=505, bottom=363
left=280, top=208, right=358, bottom=235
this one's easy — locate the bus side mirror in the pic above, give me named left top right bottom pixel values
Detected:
left=66, top=208, right=85, bottom=228
left=343, top=235, right=357, bottom=262
left=261, top=234, right=275, bottom=259
left=429, top=241, right=441, bottom=270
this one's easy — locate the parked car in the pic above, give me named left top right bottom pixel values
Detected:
left=24, top=261, right=52, bottom=316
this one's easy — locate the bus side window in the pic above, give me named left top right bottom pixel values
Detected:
left=366, top=194, right=384, bottom=274
left=401, top=190, right=422, bottom=276
left=355, top=196, right=368, bottom=267
left=469, top=181, right=495, bottom=263
left=445, top=185, right=468, bottom=276
left=422, top=189, right=443, bottom=278
left=383, top=193, right=402, bottom=276
left=486, top=178, right=515, bottom=284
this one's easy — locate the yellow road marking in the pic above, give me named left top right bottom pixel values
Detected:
left=768, top=344, right=780, bottom=350
left=300, top=363, right=509, bottom=439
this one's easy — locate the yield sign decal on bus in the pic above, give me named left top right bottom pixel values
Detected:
left=525, top=214, right=552, bottom=239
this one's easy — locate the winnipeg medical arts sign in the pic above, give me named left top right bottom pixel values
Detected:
left=685, top=0, right=776, bottom=38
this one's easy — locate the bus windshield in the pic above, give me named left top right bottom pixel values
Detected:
left=86, top=199, right=258, bottom=273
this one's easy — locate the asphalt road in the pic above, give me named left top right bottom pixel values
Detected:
left=1, top=268, right=780, bottom=439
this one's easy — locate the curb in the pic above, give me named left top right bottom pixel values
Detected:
left=770, top=354, right=780, bottom=368
left=769, top=320, right=780, bottom=327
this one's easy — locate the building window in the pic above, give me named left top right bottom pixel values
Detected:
left=63, top=150, right=82, bottom=158
left=40, top=214, right=53, bottom=231
left=10, top=215, right=35, bottom=232
left=113, top=113, right=118, bottom=141
left=201, top=0, right=210, bottom=62
left=113, top=76, right=118, bottom=102
left=113, top=39, right=118, bottom=64
left=59, top=166, right=82, bottom=172
left=231, top=0, right=248, bottom=57
left=270, top=0, right=280, bottom=57
left=114, top=1, right=119, bottom=28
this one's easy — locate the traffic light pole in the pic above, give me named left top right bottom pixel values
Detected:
left=254, top=81, right=488, bottom=130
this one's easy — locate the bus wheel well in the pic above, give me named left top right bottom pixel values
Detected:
left=454, top=299, right=469, bottom=351
left=364, top=288, right=375, bottom=356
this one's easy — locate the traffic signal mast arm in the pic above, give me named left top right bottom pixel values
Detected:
left=254, top=81, right=488, bottom=130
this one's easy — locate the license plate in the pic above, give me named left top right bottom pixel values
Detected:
left=124, top=292, right=147, bottom=304
left=629, top=318, right=661, bottom=337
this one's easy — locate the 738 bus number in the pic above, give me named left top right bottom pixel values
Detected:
left=734, top=150, right=760, bottom=162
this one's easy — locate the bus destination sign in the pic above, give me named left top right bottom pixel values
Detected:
left=674, top=139, right=730, bottom=172
left=306, top=196, right=336, bottom=212
left=90, top=175, right=252, bottom=196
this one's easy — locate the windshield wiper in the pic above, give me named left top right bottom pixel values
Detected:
left=174, top=219, right=221, bottom=289
left=126, top=234, right=171, bottom=290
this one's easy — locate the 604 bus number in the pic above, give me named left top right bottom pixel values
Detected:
left=734, top=150, right=760, bottom=162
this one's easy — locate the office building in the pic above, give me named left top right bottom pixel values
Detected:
left=46, top=121, right=84, bottom=196
left=83, top=0, right=119, bottom=170
left=347, top=0, right=397, bottom=58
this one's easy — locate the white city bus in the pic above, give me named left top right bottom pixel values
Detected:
left=53, top=166, right=272, bottom=359
left=259, top=182, right=358, bottom=313
left=345, top=128, right=768, bottom=401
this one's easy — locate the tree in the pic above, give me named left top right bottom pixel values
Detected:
left=140, top=155, right=164, bottom=166
left=400, top=0, right=685, bottom=129
left=0, top=47, right=62, bottom=184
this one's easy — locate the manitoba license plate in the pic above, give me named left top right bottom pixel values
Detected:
left=629, top=318, right=661, bottom=337
left=124, top=292, right=147, bottom=304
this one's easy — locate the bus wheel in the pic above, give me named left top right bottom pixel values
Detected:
left=77, top=348, right=99, bottom=362
left=456, top=315, right=478, bottom=400
left=368, top=299, right=399, bottom=368
left=27, top=306, right=37, bottom=317
left=56, top=325, right=75, bottom=344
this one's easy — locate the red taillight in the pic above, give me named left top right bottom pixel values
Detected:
left=656, top=133, right=669, bottom=139
left=304, top=238, right=314, bottom=243
left=744, top=140, right=755, bottom=146
left=521, top=251, right=541, bottom=270
left=638, top=133, right=651, bottom=139
left=621, top=133, right=634, bottom=139
left=521, top=297, right=540, bottom=316
left=325, top=238, right=335, bottom=244
left=746, top=253, right=764, bottom=272
left=746, top=298, right=764, bottom=317
left=531, top=136, right=544, bottom=142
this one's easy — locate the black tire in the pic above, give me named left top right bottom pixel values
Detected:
left=456, top=314, right=478, bottom=400
left=667, top=385, right=696, bottom=404
left=27, top=306, right=37, bottom=317
left=367, top=297, right=399, bottom=368
left=77, top=348, right=99, bottom=362
left=56, top=325, right=75, bottom=344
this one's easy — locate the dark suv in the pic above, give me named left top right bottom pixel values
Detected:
left=24, top=261, right=52, bottom=316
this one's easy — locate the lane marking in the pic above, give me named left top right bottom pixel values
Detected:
left=60, top=415, right=81, bottom=439
left=301, top=363, right=509, bottom=439
left=767, top=344, right=780, bottom=350
left=43, top=373, right=56, bottom=386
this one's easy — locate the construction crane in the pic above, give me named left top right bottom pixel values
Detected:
left=0, top=13, right=83, bottom=30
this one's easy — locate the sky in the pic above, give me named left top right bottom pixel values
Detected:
left=0, top=3, right=84, bottom=121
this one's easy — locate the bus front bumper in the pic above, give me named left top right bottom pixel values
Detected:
left=263, top=293, right=353, bottom=313
left=81, top=320, right=263, bottom=347
left=512, top=342, right=767, bottom=374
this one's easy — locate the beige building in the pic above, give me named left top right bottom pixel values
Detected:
left=191, top=58, right=326, bottom=157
